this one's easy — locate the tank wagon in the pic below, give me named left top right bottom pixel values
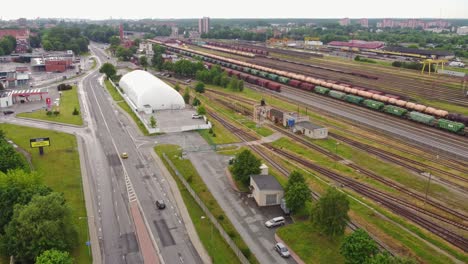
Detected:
left=158, top=41, right=467, bottom=134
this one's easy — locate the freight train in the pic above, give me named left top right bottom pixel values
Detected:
left=150, top=40, right=468, bottom=134
left=205, top=41, right=269, bottom=56
left=200, top=44, right=256, bottom=58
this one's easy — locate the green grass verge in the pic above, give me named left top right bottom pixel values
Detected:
left=103, top=79, right=151, bottom=136
left=0, top=124, right=91, bottom=264
left=277, top=221, right=345, bottom=264
left=17, top=87, right=83, bottom=126
left=199, top=113, right=239, bottom=145
left=155, top=144, right=259, bottom=264
left=159, top=150, right=241, bottom=263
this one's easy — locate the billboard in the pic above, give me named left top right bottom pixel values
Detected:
left=30, top=137, right=50, bottom=148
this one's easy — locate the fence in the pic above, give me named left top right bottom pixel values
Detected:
left=163, top=153, right=250, bottom=264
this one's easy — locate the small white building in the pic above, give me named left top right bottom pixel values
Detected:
left=0, top=92, right=13, bottom=108
left=294, top=121, right=328, bottom=139
left=250, top=166, right=284, bottom=206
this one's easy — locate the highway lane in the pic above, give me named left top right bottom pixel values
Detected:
left=88, top=45, right=203, bottom=263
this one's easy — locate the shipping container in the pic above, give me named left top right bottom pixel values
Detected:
left=259, top=71, right=269, bottom=78
left=329, top=90, right=346, bottom=99
left=363, top=99, right=385, bottom=110
left=408, top=111, right=435, bottom=125
left=243, top=67, right=251, bottom=73
left=344, top=94, right=364, bottom=104
left=383, top=105, right=407, bottom=116
left=314, top=86, right=330, bottom=95
left=437, top=119, right=465, bottom=133
left=300, top=83, right=315, bottom=91
left=267, top=82, right=281, bottom=92
left=251, top=69, right=259, bottom=75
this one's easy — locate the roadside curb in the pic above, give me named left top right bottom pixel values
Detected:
left=15, top=116, right=84, bottom=128
left=274, top=233, right=306, bottom=264
left=149, top=149, right=212, bottom=264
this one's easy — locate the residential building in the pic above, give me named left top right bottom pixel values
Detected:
left=339, top=18, right=350, bottom=26
left=359, top=18, right=369, bottom=28
left=198, top=17, right=210, bottom=34
left=457, top=26, right=468, bottom=35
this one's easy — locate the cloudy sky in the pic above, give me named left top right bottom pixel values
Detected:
left=1, top=0, right=467, bottom=20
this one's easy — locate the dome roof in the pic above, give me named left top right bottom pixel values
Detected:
left=119, top=70, right=185, bottom=110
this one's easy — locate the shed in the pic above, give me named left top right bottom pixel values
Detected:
left=250, top=175, right=284, bottom=206
left=294, top=121, right=328, bottom=139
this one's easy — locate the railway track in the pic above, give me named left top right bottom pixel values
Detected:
left=207, top=104, right=468, bottom=251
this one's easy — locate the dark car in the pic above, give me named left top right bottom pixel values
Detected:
left=156, top=200, right=166, bottom=210
left=3, top=110, right=14, bottom=115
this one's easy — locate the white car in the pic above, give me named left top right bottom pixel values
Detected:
left=265, top=216, right=285, bottom=228
left=275, top=243, right=291, bottom=258
left=192, top=114, right=203, bottom=119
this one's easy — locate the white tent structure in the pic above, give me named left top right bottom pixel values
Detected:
left=119, top=70, right=185, bottom=111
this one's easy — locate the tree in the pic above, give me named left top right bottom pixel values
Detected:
left=340, top=229, right=379, bottom=264
left=285, top=171, right=305, bottom=193
left=311, top=188, right=349, bottom=236
left=197, top=105, right=206, bottom=115
left=195, top=82, right=205, bottom=93
left=231, top=150, right=261, bottom=185
left=192, top=97, right=201, bottom=106
left=36, top=249, right=74, bottom=264
left=365, top=253, right=417, bottom=264
left=99, top=63, right=116, bottom=79
left=150, top=116, right=156, bottom=128
left=139, top=56, right=148, bottom=68
left=228, top=76, right=239, bottom=90
left=108, top=35, right=121, bottom=46
left=238, top=80, right=244, bottom=92
left=183, top=88, right=190, bottom=104
left=0, top=170, right=51, bottom=234
left=0, top=139, right=29, bottom=173
left=174, top=83, right=181, bottom=92
left=284, top=182, right=311, bottom=212
left=1, top=192, right=78, bottom=262
left=151, top=53, right=164, bottom=69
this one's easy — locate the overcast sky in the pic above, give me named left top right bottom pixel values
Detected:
left=1, top=0, right=467, bottom=20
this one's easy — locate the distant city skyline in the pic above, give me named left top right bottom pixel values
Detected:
left=0, top=0, right=467, bottom=20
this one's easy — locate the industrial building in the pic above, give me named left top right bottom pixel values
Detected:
left=198, top=17, right=210, bottom=34
left=328, top=40, right=385, bottom=50
left=294, top=121, right=328, bottom=139
left=119, top=70, right=185, bottom=112
left=31, top=56, right=74, bottom=72
left=0, top=67, right=30, bottom=88
left=250, top=166, right=284, bottom=207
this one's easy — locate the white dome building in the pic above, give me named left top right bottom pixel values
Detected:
left=119, top=70, right=185, bottom=111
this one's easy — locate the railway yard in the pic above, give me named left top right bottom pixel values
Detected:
left=150, top=38, right=468, bottom=263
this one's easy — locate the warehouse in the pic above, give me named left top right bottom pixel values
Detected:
left=294, top=121, right=328, bottom=139
left=119, top=70, right=185, bottom=112
left=250, top=166, right=284, bottom=206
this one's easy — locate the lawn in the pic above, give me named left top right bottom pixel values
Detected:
left=17, top=87, right=83, bottom=126
left=103, top=79, right=151, bottom=136
left=198, top=113, right=239, bottom=145
left=277, top=222, right=345, bottom=264
left=155, top=144, right=259, bottom=264
left=0, top=124, right=91, bottom=264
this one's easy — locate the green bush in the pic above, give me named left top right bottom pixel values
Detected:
left=46, top=111, right=53, bottom=116
left=72, top=107, right=79, bottom=115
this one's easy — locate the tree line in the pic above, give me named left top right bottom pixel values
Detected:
left=0, top=35, right=17, bottom=56
left=0, top=131, right=76, bottom=263
left=195, top=65, right=244, bottom=91
left=41, top=26, right=89, bottom=54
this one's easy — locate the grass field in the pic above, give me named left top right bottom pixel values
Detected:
left=155, top=144, right=258, bottom=264
left=103, top=79, right=151, bottom=136
left=17, top=87, right=83, bottom=126
left=0, top=124, right=91, bottom=264
left=199, top=113, right=239, bottom=145
left=277, top=222, right=345, bottom=264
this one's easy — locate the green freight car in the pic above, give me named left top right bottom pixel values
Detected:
left=363, top=99, right=385, bottom=110
left=267, top=73, right=278, bottom=81
left=314, top=86, right=330, bottom=95
left=278, top=76, right=290, bottom=83
left=243, top=67, right=251, bottom=73
left=383, top=105, right=407, bottom=116
left=437, top=119, right=465, bottom=133
left=409, top=111, right=435, bottom=125
left=344, top=94, right=364, bottom=104
left=329, top=90, right=346, bottom=99
left=259, top=71, right=269, bottom=78
left=250, top=69, right=259, bottom=75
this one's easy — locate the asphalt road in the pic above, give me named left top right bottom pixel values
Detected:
left=86, top=44, right=203, bottom=264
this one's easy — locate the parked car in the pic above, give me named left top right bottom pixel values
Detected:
left=121, top=152, right=128, bottom=159
left=265, top=216, right=285, bottom=228
left=2, top=110, right=14, bottom=115
left=275, top=243, right=290, bottom=258
left=156, top=200, right=166, bottom=210
left=192, top=114, right=203, bottom=119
